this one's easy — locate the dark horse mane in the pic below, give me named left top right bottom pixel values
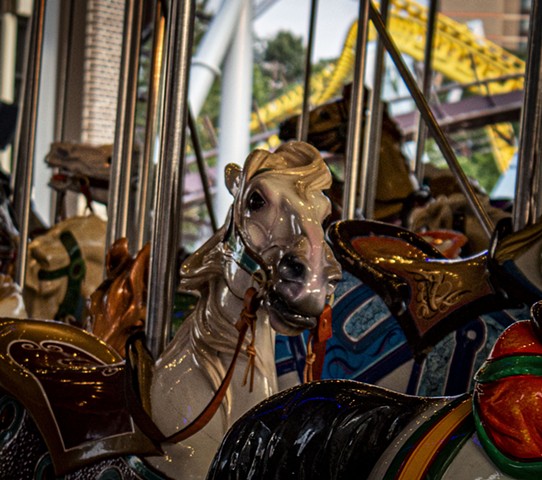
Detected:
left=207, top=380, right=430, bottom=480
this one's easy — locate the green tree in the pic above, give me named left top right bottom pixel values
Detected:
left=262, top=30, right=306, bottom=90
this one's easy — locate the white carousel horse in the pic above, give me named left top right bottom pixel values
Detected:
left=146, top=141, right=341, bottom=478
left=0, top=141, right=341, bottom=479
left=23, top=214, right=107, bottom=324
left=208, top=300, right=542, bottom=480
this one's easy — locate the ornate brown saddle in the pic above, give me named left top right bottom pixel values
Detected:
left=327, top=220, right=512, bottom=357
left=0, top=317, right=159, bottom=475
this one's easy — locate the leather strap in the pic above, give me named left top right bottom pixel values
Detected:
left=304, top=304, right=333, bottom=382
left=125, top=287, right=260, bottom=444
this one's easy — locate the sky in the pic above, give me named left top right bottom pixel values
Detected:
left=253, top=0, right=359, bottom=61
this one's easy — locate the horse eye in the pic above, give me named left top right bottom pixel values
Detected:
left=248, top=191, right=266, bottom=211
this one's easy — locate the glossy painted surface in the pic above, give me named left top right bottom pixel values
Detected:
left=24, top=214, right=107, bottom=323
left=147, top=142, right=341, bottom=478
left=211, top=305, right=542, bottom=480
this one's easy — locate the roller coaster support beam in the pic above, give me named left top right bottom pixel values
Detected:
left=189, top=0, right=245, bottom=118
left=298, top=0, right=318, bottom=142
left=513, top=0, right=542, bottom=231
left=414, top=0, right=439, bottom=182
left=343, top=0, right=370, bottom=220
left=107, top=0, right=144, bottom=253
left=215, top=0, right=252, bottom=225
left=363, top=0, right=390, bottom=219
left=147, top=0, right=196, bottom=358
left=12, top=0, right=46, bottom=287
left=368, top=1, right=493, bottom=240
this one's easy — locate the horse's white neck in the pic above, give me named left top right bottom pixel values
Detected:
left=152, top=272, right=278, bottom=432
left=194, top=275, right=278, bottom=416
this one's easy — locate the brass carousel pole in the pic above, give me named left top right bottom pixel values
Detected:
left=362, top=0, right=390, bottom=219
left=413, top=0, right=439, bottom=183
left=146, top=0, right=195, bottom=357
left=12, top=0, right=46, bottom=287
left=368, top=1, right=493, bottom=239
left=297, top=0, right=318, bottom=142
left=513, top=0, right=542, bottom=231
left=106, top=0, right=144, bottom=252
left=342, top=0, right=370, bottom=220
left=135, top=0, right=166, bottom=251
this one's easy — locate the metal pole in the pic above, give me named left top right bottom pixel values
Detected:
left=414, top=0, right=439, bottom=182
left=368, top=1, right=494, bottom=239
left=297, top=0, right=318, bottom=142
left=362, top=0, right=390, bottom=219
left=187, top=108, right=218, bottom=232
left=342, top=0, right=370, bottom=220
left=12, top=0, right=46, bottom=287
left=146, top=0, right=195, bottom=357
left=51, top=0, right=74, bottom=224
left=106, top=0, right=144, bottom=252
left=513, top=0, right=542, bottom=230
left=135, top=0, right=166, bottom=251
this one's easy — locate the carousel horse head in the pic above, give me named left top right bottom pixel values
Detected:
left=85, top=238, right=149, bottom=357
left=219, top=140, right=342, bottom=334
left=23, top=214, right=107, bottom=324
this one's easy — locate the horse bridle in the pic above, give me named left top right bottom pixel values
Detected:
left=37, top=230, right=86, bottom=325
left=125, top=206, right=332, bottom=445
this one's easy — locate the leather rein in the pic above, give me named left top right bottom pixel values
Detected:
left=125, top=215, right=331, bottom=445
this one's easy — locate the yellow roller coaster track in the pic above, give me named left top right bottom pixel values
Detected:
left=251, top=0, right=525, bottom=171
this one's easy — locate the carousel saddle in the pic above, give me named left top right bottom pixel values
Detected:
left=327, top=220, right=514, bottom=357
left=0, top=317, right=159, bottom=475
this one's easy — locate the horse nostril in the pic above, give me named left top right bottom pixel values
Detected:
left=278, top=253, right=306, bottom=281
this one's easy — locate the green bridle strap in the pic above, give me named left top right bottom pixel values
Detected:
left=38, top=230, right=86, bottom=322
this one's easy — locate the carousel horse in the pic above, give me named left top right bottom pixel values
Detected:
left=46, top=142, right=116, bottom=206
left=276, top=217, right=542, bottom=397
left=408, top=164, right=512, bottom=255
left=279, top=83, right=429, bottom=223
left=84, top=237, right=149, bottom=358
left=208, top=299, right=542, bottom=480
left=0, top=141, right=341, bottom=479
left=23, top=214, right=107, bottom=325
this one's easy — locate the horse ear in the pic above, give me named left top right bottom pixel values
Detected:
left=106, top=238, right=132, bottom=279
left=225, top=163, right=242, bottom=196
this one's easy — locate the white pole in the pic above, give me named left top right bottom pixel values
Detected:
left=0, top=12, right=17, bottom=172
left=215, top=0, right=253, bottom=225
left=188, top=0, right=245, bottom=118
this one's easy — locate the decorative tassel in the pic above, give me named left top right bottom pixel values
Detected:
left=236, top=287, right=260, bottom=392
left=303, top=332, right=316, bottom=383
left=303, top=304, right=333, bottom=383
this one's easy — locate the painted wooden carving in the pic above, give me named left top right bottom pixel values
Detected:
left=0, top=141, right=341, bottom=479
left=23, top=214, right=107, bottom=324
left=209, top=300, right=542, bottom=480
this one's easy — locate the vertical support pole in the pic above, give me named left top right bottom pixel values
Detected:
left=368, top=1, right=493, bottom=239
left=146, top=0, right=195, bottom=357
left=135, top=0, right=166, bottom=251
left=342, top=0, right=370, bottom=220
left=12, top=0, right=46, bottom=287
left=297, top=0, right=318, bottom=142
left=414, top=0, right=439, bottom=182
left=51, top=0, right=74, bottom=224
left=362, top=0, right=390, bottom=219
left=106, top=0, right=144, bottom=252
left=513, top=0, right=542, bottom=231
left=0, top=9, right=18, bottom=172
left=214, top=0, right=252, bottom=225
